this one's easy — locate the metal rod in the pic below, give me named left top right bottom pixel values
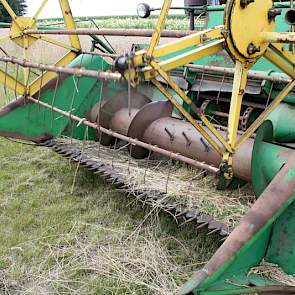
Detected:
left=189, top=10, right=195, bottom=31
left=81, top=51, right=119, bottom=59
left=0, top=55, right=122, bottom=82
left=261, top=31, right=295, bottom=43
left=26, top=95, right=220, bottom=174
left=24, top=28, right=194, bottom=38
left=185, top=63, right=292, bottom=84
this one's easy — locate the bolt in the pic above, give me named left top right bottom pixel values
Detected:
left=240, top=0, right=255, bottom=9
left=268, top=8, right=282, bottom=22
left=201, top=34, right=210, bottom=42
left=247, top=43, right=261, bottom=55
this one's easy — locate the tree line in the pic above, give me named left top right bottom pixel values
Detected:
left=0, top=0, right=27, bottom=23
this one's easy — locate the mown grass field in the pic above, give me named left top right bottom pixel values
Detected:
left=0, top=137, right=219, bottom=294
left=0, top=15, right=218, bottom=295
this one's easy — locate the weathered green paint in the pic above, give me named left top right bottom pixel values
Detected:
left=180, top=183, right=295, bottom=295
left=266, top=201, right=295, bottom=274
left=0, top=54, right=111, bottom=140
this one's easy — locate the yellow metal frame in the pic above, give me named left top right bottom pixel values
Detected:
left=0, top=0, right=81, bottom=96
left=123, top=0, right=295, bottom=179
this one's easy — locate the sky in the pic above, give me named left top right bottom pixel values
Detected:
left=26, top=0, right=180, bottom=18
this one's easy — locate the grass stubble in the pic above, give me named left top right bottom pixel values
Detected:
left=0, top=138, right=220, bottom=294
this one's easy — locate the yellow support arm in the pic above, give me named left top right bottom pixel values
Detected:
left=133, top=26, right=224, bottom=66
left=29, top=51, right=77, bottom=96
left=33, top=0, right=49, bottom=20
left=58, top=0, right=82, bottom=51
left=143, top=40, right=224, bottom=79
left=0, top=70, right=26, bottom=95
left=146, top=0, right=172, bottom=57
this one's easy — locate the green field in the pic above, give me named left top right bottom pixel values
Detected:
left=38, top=15, right=206, bottom=31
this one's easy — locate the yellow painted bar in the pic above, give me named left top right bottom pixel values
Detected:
left=147, top=0, right=172, bottom=57
left=264, top=48, right=295, bottom=79
left=0, top=69, right=26, bottom=95
left=235, top=80, right=295, bottom=149
left=33, top=0, right=49, bottom=20
left=143, top=40, right=224, bottom=79
left=160, top=40, right=224, bottom=72
left=39, top=35, right=80, bottom=52
left=23, top=39, right=29, bottom=86
left=58, top=0, right=82, bottom=51
left=134, top=26, right=224, bottom=65
left=29, top=51, right=77, bottom=96
left=0, top=0, right=19, bottom=23
left=270, top=43, right=295, bottom=68
left=152, top=61, right=233, bottom=153
left=0, top=35, right=11, bottom=43
left=152, top=78, right=224, bottom=155
left=227, top=61, right=249, bottom=149
left=154, top=27, right=223, bottom=58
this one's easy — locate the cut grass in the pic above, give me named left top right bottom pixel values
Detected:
left=0, top=138, right=220, bottom=294
left=61, top=139, right=255, bottom=228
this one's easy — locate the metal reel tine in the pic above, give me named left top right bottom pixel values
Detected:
left=266, top=81, right=274, bottom=107
left=25, top=66, right=32, bottom=90
left=97, top=129, right=102, bottom=157
left=165, top=155, right=173, bottom=194
left=3, top=61, right=8, bottom=95
left=71, top=125, right=89, bottom=194
left=37, top=70, right=44, bottom=113
left=111, top=137, right=118, bottom=168
left=128, top=59, right=132, bottom=117
left=128, top=143, right=133, bottom=174
left=197, top=69, right=205, bottom=102
left=14, top=63, right=20, bottom=100
left=217, top=69, right=226, bottom=105
left=69, top=74, right=79, bottom=143
left=51, top=73, right=60, bottom=130
left=143, top=149, right=152, bottom=184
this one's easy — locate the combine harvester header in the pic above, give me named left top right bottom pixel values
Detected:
left=0, top=0, right=294, bottom=293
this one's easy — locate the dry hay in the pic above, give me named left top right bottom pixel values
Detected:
left=59, top=138, right=256, bottom=228
left=249, top=260, right=295, bottom=287
left=0, top=221, right=203, bottom=295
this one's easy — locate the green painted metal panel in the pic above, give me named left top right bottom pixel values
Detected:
left=0, top=54, right=111, bottom=140
left=266, top=201, right=295, bottom=274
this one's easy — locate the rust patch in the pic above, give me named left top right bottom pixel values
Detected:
left=0, top=131, right=53, bottom=143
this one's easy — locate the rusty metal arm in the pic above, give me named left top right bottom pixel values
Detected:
left=184, top=64, right=292, bottom=84
left=262, top=31, right=295, bottom=43
left=0, top=55, right=123, bottom=83
left=24, top=28, right=195, bottom=38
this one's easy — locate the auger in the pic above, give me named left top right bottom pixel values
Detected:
left=0, top=0, right=294, bottom=294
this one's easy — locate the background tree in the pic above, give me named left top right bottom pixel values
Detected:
left=0, top=0, right=27, bottom=23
